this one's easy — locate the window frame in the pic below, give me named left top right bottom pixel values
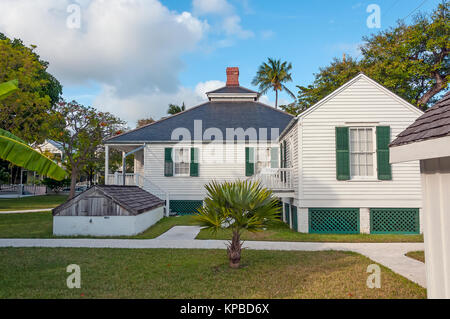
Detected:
left=172, top=147, right=191, bottom=177
left=348, top=126, right=377, bottom=181
left=255, top=146, right=272, bottom=173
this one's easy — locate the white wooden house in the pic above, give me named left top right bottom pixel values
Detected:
left=104, top=67, right=294, bottom=215
left=277, top=74, right=424, bottom=234
left=104, top=69, right=424, bottom=234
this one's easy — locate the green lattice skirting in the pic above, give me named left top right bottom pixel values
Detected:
left=370, top=208, right=420, bottom=234
left=309, top=208, right=360, bottom=234
left=169, top=200, right=203, bottom=215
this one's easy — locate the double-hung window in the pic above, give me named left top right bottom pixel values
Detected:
left=173, top=148, right=190, bottom=176
left=255, top=147, right=271, bottom=173
left=349, top=127, right=375, bottom=178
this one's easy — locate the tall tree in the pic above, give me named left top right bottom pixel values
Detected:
left=361, top=2, right=449, bottom=108
left=0, top=80, right=66, bottom=181
left=252, top=58, right=295, bottom=108
left=288, top=2, right=449, bottom=115
left=167, top=102, right=186, bottom=115
left=49, top=100, right=125, bottom=199
left=0, top=33, right=63, bottom=143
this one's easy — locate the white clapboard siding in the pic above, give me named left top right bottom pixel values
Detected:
left=143, top=142, right=273, bottom=200
left=283, top=75, right=423, bottom=208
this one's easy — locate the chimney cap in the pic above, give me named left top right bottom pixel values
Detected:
left=226, top=67, right=239, bottom=87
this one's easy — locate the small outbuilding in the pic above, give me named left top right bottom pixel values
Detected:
left=53, top=185, right=165, bottom=236
left=390, top=92, right=450, bottom=299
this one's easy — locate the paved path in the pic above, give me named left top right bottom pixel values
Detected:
left=156, top=226, right=202, bottom=240
left=0, top=226, right=426, bottom=288
left=0, top=208, right=53, bottom=214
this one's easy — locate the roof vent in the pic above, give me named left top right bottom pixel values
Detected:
left=226, top=67, right=239, bottom=87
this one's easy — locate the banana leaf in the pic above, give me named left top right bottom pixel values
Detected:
left=0, top=79, right=19, bottom=100
left=0, top=132, right=67, bottom=181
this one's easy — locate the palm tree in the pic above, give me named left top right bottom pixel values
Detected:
left=194, top=180, right=280, bottom=268
left=252, top=58, right=295, bottom=108
left=167, top=102, right=186, bottom=115
left=0, top=80, right=67, bottom=181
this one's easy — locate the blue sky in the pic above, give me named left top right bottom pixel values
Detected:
left=0, top=0, right=442, bottom=126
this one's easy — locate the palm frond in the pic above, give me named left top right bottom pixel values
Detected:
left=0, top=131, right=67, bottom=181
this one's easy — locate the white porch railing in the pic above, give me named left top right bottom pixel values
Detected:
left=249, top=168, right=294, bottom=191
left=106, top=173, right=170, bottom=216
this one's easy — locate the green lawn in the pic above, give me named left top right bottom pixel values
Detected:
left=0, top=213, right=424, bottom=242
left=405, top=251, right=425, bottom=263
left=196, top=220, right=424, bottom=243
left=0, top=248, right=426, bottom=299
left=0, top=212, right=195, bottom=239
left=0, top=195, right=68, bottom=211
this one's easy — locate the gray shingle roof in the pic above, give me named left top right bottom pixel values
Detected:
left=53, top=185, right=164, bottom=216
left=206, top=86, right=259, bottom=95
left=390, top=91, right=450, bottom=147
left=105, top=101, right=294, bottom=142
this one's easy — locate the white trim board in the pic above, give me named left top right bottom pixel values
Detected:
left=390, top=135, right=450, bottom=163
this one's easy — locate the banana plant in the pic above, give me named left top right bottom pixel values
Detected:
left=0, top=80, right=67, bottom=181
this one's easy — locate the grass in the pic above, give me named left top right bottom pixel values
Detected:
left=0, top=213, right=196, bottom=239
left=0, top=248, right=426, bottom=299
left=405, top=251, right=425, bottom=263
left=0, top=213, right=424, bottom=242
left=196, top=220, right=424, bottom=243
left=0, top=195, right=68, bottom=211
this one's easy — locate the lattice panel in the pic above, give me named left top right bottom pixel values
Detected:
left=309, top=208, right=360, bottom=234
left=170, top=200, right=203, bottom=215
left=370, top=208, right=419, bottom=234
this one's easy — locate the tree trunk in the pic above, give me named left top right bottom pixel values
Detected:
left=69, top=168, right=78, bottom=200
left=275, top=90, right=278, bottom=109
left=227, top=230, right=243, bottom=268
left=417, top=72, right=446, bottom=109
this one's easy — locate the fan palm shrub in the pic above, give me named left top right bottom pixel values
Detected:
left=194, top=180, right=281, bottom=268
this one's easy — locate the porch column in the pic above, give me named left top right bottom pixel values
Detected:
left=105, top=145, right=109, bottom=185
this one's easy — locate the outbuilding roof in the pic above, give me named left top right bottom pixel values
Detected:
left=390, top=92, right=450, bottom=147
left=53, top=185, right=164, bottom=216
left=105, top=101, right=294, bottom=143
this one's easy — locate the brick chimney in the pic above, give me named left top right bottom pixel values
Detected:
left=226, top=67, right=239, bottom=87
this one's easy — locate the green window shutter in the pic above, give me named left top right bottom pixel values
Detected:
left=245, top=147, right=254, bottom=176
left=164, top=148, right=173, bottom=177
left=190, top=148, right=199, bottom=177
left=335, top=127, right=350, bottom=180
left=270, top=147, right=279, bottom=168
left=283, top=140, right=287, bottom=167
left=376, top=126, right=392, bottom=180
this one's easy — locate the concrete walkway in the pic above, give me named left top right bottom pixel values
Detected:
left=0, top=208, right=54, bottom=214
left=156, top=226, right=202, bottom=240
left=0, top=226, right=426, bottom=288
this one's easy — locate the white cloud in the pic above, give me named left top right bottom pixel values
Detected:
left=192, top=0, right=253, bottom=40
left=192, top=0, right=233, bottom=15
left=94, top=80, right=225, bottom=125
left=0, top=0, right=208, bottom=97
left=261, top=30, right=275, bottom=39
